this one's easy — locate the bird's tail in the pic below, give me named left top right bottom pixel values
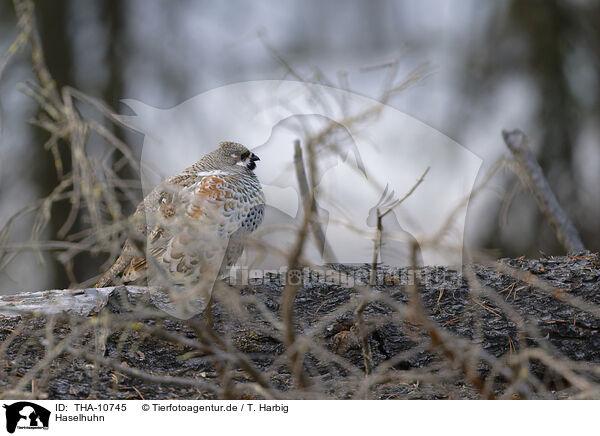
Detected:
left=94, top=253, right=130, bottom=288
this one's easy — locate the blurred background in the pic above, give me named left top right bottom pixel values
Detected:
left=0, top=0, right=598, bottom=292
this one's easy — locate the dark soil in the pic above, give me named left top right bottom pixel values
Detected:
left=1, top=252, right=598, bottom=399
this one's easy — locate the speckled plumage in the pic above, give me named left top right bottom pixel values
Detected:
left=95, top=142, right=264, bottom=302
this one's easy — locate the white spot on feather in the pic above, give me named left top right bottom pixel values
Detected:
left=197, top=170, right=228, bottom=176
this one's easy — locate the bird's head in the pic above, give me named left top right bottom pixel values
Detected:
left=216, top=141, right=260, bottom=171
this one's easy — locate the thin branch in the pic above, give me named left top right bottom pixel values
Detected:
left=502, top=129, right=585, bottom=253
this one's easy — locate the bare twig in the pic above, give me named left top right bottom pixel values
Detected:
left=280, top=140, right=312, bottom=389
left=502, top=129, right=585, bottom=252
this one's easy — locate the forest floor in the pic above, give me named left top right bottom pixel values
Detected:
left=0, top=252, right=598, bottom=399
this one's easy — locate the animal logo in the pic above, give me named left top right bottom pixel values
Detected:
left=114, top=80, right=481, bottom=278
left=3, top=402, right=50, bottom=433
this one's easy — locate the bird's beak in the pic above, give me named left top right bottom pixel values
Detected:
left=250, top=153, right=260, bottom=162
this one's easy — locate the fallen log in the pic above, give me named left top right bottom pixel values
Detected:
left=0, top=252, right=598, bottom=399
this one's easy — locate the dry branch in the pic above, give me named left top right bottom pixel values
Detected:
left=502, top=129, right=585, bottom=253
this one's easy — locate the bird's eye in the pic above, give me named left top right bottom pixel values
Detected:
left=240, top=151, right=250, bottom=161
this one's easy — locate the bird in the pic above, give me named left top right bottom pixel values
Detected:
left=94, top=141, right=265, bottom=317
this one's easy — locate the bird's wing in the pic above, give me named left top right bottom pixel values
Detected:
left=130, top=174, right=263, bottom=286
left=220, top=203, right=265, bottom=274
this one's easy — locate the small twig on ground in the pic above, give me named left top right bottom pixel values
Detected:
left=354, top=295, right=374, bottom=379
left=64, top=345, right=222, bottom=394
left=493, top=260, right=600, bottom=319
